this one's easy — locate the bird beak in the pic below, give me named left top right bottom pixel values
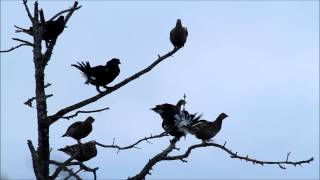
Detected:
left=150, top=107, right=156, bottom=111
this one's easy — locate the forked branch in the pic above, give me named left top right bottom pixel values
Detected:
left=96, top=132, right=168, bottom=153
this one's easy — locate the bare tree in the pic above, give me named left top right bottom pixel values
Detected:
left=1, top=1, right=314, bottom=180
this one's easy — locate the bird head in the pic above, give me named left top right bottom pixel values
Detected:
left=217, top=113, right=228, bottom=121
left=176, top=19, right=182, bottom=27
left=151, top=105, right=164, bottom=114
left=87, top=140, right=97, bottom=147
left=106, top=58, right=121, bottom=66
left=85, top=116, right=95, bottom=124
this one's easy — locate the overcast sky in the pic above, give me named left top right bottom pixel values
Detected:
left=1, top=1, right=319, bottom=179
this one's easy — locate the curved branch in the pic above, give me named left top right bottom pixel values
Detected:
left=128, top=137, right=180, bottom=180
left=163, top=141, right=314, bottom=169
left=61, top=107, right=110, bottom=120
left=48, top=47, right=180, bottom=125
left=96, top=132, right=168, bottom=153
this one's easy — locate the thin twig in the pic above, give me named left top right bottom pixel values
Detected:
left=0, top=43, right=31, bottom=53
left=96, top=132, right=168, bottom=153
left=12, top=38, right=33, bottom=46
left=61, top=107, right=110, bottom=120
left=48, top=48, right=180, bottom=125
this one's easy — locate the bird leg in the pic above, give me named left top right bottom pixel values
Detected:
left=77, top=140, right=82, bottom=145
left=96, top=86, right=102, bottom=93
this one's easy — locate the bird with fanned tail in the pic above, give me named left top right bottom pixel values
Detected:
left=71, top=58, right=121, bottom=93
left=151, top=98, right=201, bottom=138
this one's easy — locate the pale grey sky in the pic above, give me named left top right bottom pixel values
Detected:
left=1, top=1, right=319, bottom=179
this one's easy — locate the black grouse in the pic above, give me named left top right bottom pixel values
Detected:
left=58, top=141, right=97, bottom=162
left=188, top=113, right=228, bottom=143
left=170, top=19, right=188, bottom=48
left=24, top=16, right=65, bottom=44
left=62, top=116, right=95, bottom=144
left=71, top=58, right=121, bottom=93
left=151, top=100, right=200, bottom=138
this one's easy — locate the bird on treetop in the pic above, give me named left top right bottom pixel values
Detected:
left=170, top=19, right=188, bottom=48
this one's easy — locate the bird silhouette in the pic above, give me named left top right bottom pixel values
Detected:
left=188, top=113, right=228, bottom=143
left=170, top=19, right=188, bottom=48
left=151, top=101, right=200, bottom=138
left=23, top=16, right=65, bottom=46
left=62, top=116, right=95, bottom=144
left=42, top=16, right=65, bottom=42
left=71, top=58, right=121, bottom=93
left=58, top=141, right=97, bottom=162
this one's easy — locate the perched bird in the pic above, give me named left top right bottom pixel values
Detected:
left=151, top=102, right=200, bottom=138
left=20, top=16, right=65, bottom=44
left=170, top=19, right=188, bottom=48
left=58, top=141, right=97, bottom=162
left=188, top=113, right=228, bottom=143
left=41, top=16, right=65, bottom=42
left=62, top=116, right=95, bottom=144
left=71, top=58, right=121, bottom=93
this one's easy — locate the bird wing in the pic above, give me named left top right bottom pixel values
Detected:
left=64, top=121, right=82, bottom=134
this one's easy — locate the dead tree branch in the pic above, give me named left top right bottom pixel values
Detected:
left=27, top=140, right=45, bottom=180
left=50, top=156, right=75, bottom=180
left=128, top=137, right=180, bottom=180
left=49, top=160, right=81, bottom=180
left=61, top=107, right=110, bottom=120
left=12, top=38, right=33, bottom=45
left=24, top=94, right=53, bottom=108
left=49, top=1, right=81, bottom=23
left=50, top=160, right=98, bottom=180
left=22, top=0, right=33, bottom=22
left=162, top=141, right=314, bottom=169
left=96, top=132, right=168, bottom=153
left=48, top=47, right=180, bottom=125
left=0, top=44, right=31, bottom=53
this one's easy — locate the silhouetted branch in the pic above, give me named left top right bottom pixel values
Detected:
left=1, top=37, right=34, bottom=53
left=12, top=38, right=33, bottom=45
left=163, top=141, right=314, bottom=169
left=50, top=160, right=98, bottom=180
left=27, top=140, right=45, bottom=180
left=49, top=1, right=81, bottom=23
left=24, top=94, right=53, bottom=108
left=61, top=107, right=110, bottom=120
left=48, top=48, right=180, bottom=125
left=96, top=132, right=168, bottom=153
left=50, top=156, right=75, bottom=179
left=22, top=0, right=33, bottom=22
left=63, top=168, right=82, bottom=180
left=0, top=44, right=31, bottom=53
left=49, top=160, right=81, bottom=180
left=128, top=137, right=180, bottom=180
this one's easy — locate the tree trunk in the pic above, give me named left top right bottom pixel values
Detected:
left=33, top=23, right=50, bottom=179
